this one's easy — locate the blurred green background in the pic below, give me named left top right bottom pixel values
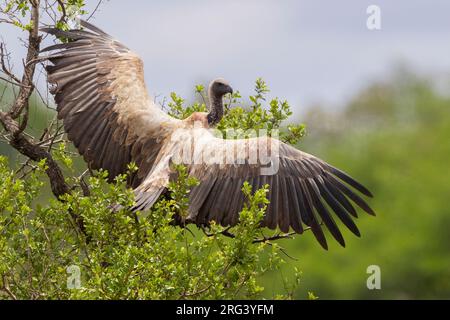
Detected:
left=262, top=67, right=450, bottom=299
left=1, top=65, right=449, bottom=299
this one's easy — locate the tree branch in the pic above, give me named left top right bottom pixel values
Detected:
left=252, top=231, right=297, bottom=243
left=0, top=0, right=86, bottom=235
left=0, top=111, right=86, bottom=234
left=9, top=0, right=40, bottom=120
left=87, top=0, right=104, bottom=21
left=56, top=0, right=66, bottom=25
left=1, top=113, right=68, bottom=195
left=1, top=274, right=17, bottom=300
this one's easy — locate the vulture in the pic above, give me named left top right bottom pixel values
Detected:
left=41, top=20, right=375, bottom=250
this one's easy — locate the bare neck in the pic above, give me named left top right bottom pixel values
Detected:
left=207, top=94, right=224, bottom=126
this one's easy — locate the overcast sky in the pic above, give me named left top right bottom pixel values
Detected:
left=2, top=0, right=450, bottom=113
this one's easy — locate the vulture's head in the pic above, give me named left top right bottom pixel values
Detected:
left=209, top=78, right=233, bottom=99
left=206, top=78, right=233, bottom=126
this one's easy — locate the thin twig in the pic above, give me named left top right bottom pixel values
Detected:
left=0, top=76, right=32, bottom=88
left=87, top=0, right=104, bottom=21
left=1, top=275, right=17, bottom=300
left=252, top=232, right=296, bottom=243
left=0, top=18, right=15, bottom=25
left=0, top=43, right=22, bottom=84
left=56, top=0, right=67, bottom=25
left=202, top=225, right=235, bottom=239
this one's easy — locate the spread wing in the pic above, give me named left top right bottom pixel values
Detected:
left=137, top=129, right=374, bottom=249
left=41, top=20, right=180, bottom=186
left=41, top=21, right=374, bottom=249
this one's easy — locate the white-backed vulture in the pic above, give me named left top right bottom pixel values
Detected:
left=41, top=20, right=375, bottom=249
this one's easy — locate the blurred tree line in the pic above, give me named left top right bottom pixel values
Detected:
left=262, top=67, right=450, bottom=299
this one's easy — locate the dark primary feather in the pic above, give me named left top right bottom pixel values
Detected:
left=41, top=19, right=178, bottom=188
left=181, top=138, right=375, bottom=250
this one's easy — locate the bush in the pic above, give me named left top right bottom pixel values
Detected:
left=0, top=80, right=304, bottom=300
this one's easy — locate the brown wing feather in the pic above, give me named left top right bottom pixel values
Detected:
left=42, top=20, right=180, bottom=186
left=159, top=131, right=375, bottom=249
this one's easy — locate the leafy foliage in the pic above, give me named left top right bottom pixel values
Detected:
left=167, top=78, right=306, bottom=144
left=2, top=0, right=87, bottom=31
left=0, top=154, right=301, bottom=299
left=0, top=46, right=308, bottom=299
